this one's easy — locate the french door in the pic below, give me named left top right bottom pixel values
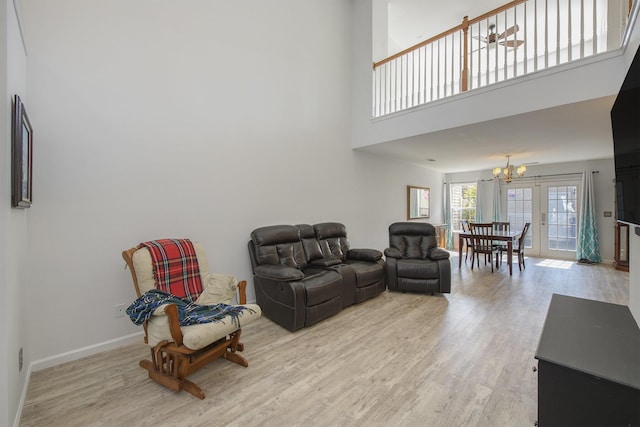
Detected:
left=504, top=180, right=581, bottom=259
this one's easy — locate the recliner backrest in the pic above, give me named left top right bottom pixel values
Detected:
left=296, top=224, right=324, bottom=263
left=388, top=222, right=437, bottom=259
left=250, top=225, right=307, bottom=269
left=313, top=222, right=350, bottom=261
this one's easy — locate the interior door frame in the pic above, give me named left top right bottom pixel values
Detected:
left=538, top=180, right=581, bottom=259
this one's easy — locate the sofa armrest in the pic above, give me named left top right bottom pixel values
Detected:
left=347, top=248, right=383, bottom=262
left=310, top=258, right=343, bottom=267
left=253, top=264, right=305, bottom=281
left=384, top=247, right=403, bottom=258
left=428, top=247, right=450, bottom=260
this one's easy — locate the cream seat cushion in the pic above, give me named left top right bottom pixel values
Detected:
left=132, top=243, right=261, bottom=350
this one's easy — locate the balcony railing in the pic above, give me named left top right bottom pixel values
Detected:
left=372, top=0, right=632, bottom=118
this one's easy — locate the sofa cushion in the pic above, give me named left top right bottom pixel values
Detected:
left=314, top=222, right=350, bottom=261
left=146, top=303, right=262, bottom=350
left=251, top=225, right=307, bottom=268
left=388, top=222, right=439, bottom=260
left=345, top=261, right=384, bottom=288
left=388, top=235, right=436, bottom=259
left=302, top=271, right=343, bottom=306
left=310, top=258, right=342, bottom=267
left=396, top=258, right=440, bottom=279
left=194, top=274, right=238, bottom=305
left=403, top=235, right=425, bottom=259
left=297, top=224, right=324, bottom=262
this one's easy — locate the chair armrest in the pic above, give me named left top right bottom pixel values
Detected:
left=384, top=248, right=403, bottom=258
left=347, top=248, right=382, bottom=262
left=428, top=248, right=450, bottom=260
left=163, top=304, right=184, bottom=347
left=237, top=280, right=247, bottom=305
left=254, top=264, right=305, bottom=281
left=310, top=258, right=342, bottom=267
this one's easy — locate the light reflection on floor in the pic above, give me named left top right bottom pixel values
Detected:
left=534, top=258, right=575, bottom=270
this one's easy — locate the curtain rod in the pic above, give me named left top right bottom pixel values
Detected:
left=444, top=171, right=599, bottom=185
left=478, top=171, right=599, bottom=182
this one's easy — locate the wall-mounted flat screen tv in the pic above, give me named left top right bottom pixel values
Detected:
left=611, top=44, right=640, bottom=227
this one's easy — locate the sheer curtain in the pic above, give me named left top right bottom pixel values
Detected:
left=444, top=182, right=453, bottom=250
left=492, top=179, right=502, bottom=221
left=576, top=171, right=601, bottom=263
left=475, top=180, right=485, bottom=222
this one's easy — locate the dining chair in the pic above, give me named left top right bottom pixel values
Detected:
left=513, top=222, right=531, bottom=271
left=492, top=221, right=511, bottom=260
left=460, top=220, right=474, bottom=263
left=469, top=222, right=501, bottom=272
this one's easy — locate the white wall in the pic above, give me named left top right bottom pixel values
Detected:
left=3, top=0, right=30, bottom=425
left=1, top=2, right=9, bottom=424
left=445, top=158, right=617, bottom=261
left=19, top=0, right=444, bottom=369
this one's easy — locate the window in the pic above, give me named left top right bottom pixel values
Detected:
left=451, top=182, right=476, bottom=231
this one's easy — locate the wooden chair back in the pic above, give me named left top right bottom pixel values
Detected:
left=469, top=223, right=495, bottom=252
left=517, top=223, right=531, bottom=251
left=469, top=222, right=500, bottom=271
left=492, top=221, right=510, bottom=234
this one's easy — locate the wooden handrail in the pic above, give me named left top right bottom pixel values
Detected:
left=467, top=0, right=528, bottom=25
left=373, top=22, right=465, bottom=69
left=373, top=0, right=528, bottom=70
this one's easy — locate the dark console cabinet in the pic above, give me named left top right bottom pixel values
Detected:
left=535, top=294, right=640, bottom=426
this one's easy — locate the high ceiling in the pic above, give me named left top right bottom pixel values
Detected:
left=366, top=0, right=618, bottom=174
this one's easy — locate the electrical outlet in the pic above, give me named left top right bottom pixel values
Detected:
left=115, top=304, right=127, bottom=318
left=19, top=347, right=23, bottom=372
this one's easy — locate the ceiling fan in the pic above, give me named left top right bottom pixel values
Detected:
left=473, top=24, right=524, bottom=49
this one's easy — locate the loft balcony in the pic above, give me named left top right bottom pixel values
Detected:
left=372, top=0, right=633, bottom=118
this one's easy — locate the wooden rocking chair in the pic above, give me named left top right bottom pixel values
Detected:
left=122, top=240, right=261, bottom=399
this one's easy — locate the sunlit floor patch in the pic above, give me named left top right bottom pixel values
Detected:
left=535, top=259, right=574, bottom=270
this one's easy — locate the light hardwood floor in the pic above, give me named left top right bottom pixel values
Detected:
left=20, top=255, right=630, bottom=427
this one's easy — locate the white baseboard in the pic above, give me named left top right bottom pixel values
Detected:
left=13, top=363, right=32, bottom=427
left=31, top=331, right=144, bottom=372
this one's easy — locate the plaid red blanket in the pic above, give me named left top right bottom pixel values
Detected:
left=138, top=239, right=203, bottom=301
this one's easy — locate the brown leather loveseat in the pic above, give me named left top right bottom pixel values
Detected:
left=248, top=222, right=386, bottom=331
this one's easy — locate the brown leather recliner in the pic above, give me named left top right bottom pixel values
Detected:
left=385, top=222, right=451, bottom=294
left=248, top=222, right=385, bottom=331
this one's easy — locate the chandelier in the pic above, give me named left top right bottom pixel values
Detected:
left=493, top=155, right=526, bottom=183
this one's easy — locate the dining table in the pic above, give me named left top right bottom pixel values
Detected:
left=458, top=229, right=522, bottom=275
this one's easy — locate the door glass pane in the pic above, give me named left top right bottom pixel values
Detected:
left=547, top=185, right=577, bottom=252
left=507, top=187, right=533, bottom=247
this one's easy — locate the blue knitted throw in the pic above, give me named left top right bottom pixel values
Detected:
left=126, top=289, right=253, bottom=327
